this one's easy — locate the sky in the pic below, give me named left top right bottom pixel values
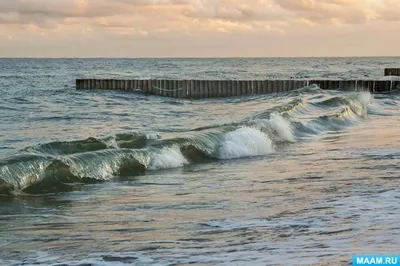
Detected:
left=0, top=0, right=399, bottom=57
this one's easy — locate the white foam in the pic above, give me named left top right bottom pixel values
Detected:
left=146, top=132, right=160, bottom=140
left=102, top=137, right=119, bottom=149
left=218, top=127, right=274, bottom=160
left=265, top=112, right=295, bottom=142
left=349, top=91, right=372, bottom=116
left=148, top=147, right=188, bottom=170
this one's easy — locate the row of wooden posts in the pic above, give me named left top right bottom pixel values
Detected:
left=384, top=68, right=400, bottom=76
left=76, top=79, right=399, bottom=98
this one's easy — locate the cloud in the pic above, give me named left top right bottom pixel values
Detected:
left=0, top=0, right=399, bottom=57
left=273, top=0, right=370, bottom=24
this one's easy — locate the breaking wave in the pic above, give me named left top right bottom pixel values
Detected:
left=0, top=90, right=377, bottom=195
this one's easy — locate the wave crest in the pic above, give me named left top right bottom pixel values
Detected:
left=218, top=127, right=274, bottom=159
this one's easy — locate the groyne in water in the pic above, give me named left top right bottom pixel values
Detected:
left=384, top=68, right=400, bottom=76
left=76, top=78, right=400, bottom=98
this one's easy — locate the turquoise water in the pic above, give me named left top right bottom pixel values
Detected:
left=0, top=58, right=399, bottom=265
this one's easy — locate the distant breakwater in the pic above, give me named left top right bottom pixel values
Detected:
left=76, top=78, right=399, bottom=98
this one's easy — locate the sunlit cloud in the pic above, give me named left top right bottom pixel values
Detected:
left=0, top=0, right=399, bottom=57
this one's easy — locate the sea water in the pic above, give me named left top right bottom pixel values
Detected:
left=0, top=57, right=399, bottom=265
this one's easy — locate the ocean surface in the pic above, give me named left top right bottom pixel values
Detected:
left=0, top=57, right=399, bottom=265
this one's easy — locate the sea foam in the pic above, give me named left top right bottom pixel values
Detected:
left=218, top=127, right=274, bottom=159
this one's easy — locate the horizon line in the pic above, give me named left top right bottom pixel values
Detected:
left=1, top=55, right=400, bottom=59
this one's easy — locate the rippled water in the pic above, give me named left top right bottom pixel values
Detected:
left=1, top=58, right=400, bottom=265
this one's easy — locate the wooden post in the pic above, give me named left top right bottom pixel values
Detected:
left=131, top=80, right=136, bottom=91
left=208, top=80, right=213, bottom=98
left=142, top=80, right=147, bottom=94
left=244, top=80, right=250, bottom=95
left=384, top=68, right=400, bottom=76
left=152, top=80, right=158, bottom=96
left=192, top=80, right=198, bottom=99
left=287, top=80, right=294, bottom=91
left=167, top=80, right=174, bottom=98
left=281, top=80, right=288, bottom=92
left=216, top=80, right=221, bottom=97
left=384, top=80, right=391, bottom=92
left=95, top=79, right=100, bottom=90
left=261, top=80, right=267, bottom=93
left=203, top=80, right=208, bottom=98
left=253, top=80, right=260, bottom=94
left=171, top=80, right=177, bottom=98
left=393, top=80, right=400, bottom=90
left=298, top=80, right=306, bottom=90
left=265, top=80, right=272, bottom=93
left=161, top=80, right=167, bottom=97
left=375, top=81, right=384, bottom=92
left=231, top=80, right=237, bottom=96
left=338, top=80, right=344, bottom=90
left=328, top=80, right=337, bottom=90
left=165, top=80, right=171, bottom=97
left=186, top=80, right=191, bottom=98
left=180, top=80, right=187, bottom=98
left=277, top=80, right=284, bottom=92
left=139, top=80, right=144, bottom=91
left=237, top=80, right=242, bottom=96
left=225, top=80, right=232, bottom=97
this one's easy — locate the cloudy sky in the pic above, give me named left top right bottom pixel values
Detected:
left=0, top=0, right=399, bottom=57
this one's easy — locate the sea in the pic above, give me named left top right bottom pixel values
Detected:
left=0, top=57, right=399, bottom=266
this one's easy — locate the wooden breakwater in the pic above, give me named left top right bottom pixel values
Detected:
left=76, top=79, right=400, bottom=98
left=384, top=68, right=400, bottom=76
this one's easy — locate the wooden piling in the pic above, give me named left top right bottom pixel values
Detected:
left=296, top=80, right=307, bottom=90
left=375, top=81, right=385, bottom=93
left=282, top=80, right=288, bottom=92
left=192, top=80, right=199, bottom=99
left=219, top=80, right=226, bottom=97
left=203, top=80, right=209, bottom=98
left=139, top=80, right=144, bottom=91
left=76, top=78, right=394, bottom=97
left=230, top=80, right=236, bottom=96
left=290, top=80, right=297, bottom=91
left=244, top=80, right=251, bottom=95
left=186, top=80, right=193, bottom=98
left=226, top=80, right=232, bottom=97
left=165, top=80, right=171, bottom=97
left=277, top=80, right=284, bottom=92
left=253, top=80, right=260, bottom=94
left=384, top=68, right=400, bottom=76
left=235, top=80, right=242, bottom=96
left=171, top=80, right=177, bottom=98
left=393, top=80, right=400, bottom=90
left=244, top=81, right=251, bottom=95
